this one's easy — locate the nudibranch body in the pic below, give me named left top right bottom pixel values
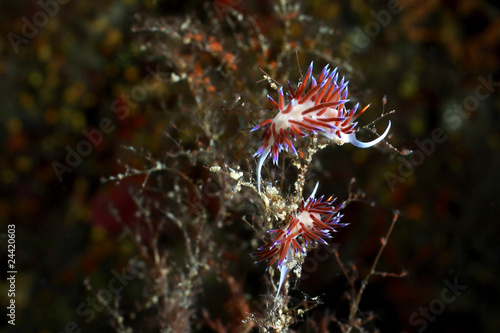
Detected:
left=252, top=62, right=391, bottom=193
left=254, top=183, right=347, bottom=300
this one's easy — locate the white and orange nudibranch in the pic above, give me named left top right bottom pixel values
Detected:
left=252, top=62, right=391, bottom=193
left=253, top=183, right=347, bottom=300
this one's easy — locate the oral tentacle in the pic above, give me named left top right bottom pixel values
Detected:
left=256, top=146, right=271, bottom=194
left=347, top=120, right=391, bottom=148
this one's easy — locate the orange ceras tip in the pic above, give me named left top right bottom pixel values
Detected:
left=252, top=61, right=391, bottom=194
left=253, top=182, right=348, bottom=301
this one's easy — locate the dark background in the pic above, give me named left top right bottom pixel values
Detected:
left=0, top=0, right=499, bottom=332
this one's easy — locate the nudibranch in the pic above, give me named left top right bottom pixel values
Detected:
left=254, top=183, right=347, bottom=300
left=252, top=62, right=391, bottom=193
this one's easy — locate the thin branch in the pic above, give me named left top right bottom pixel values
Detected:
left=345, top=211, right=404, bottom=333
